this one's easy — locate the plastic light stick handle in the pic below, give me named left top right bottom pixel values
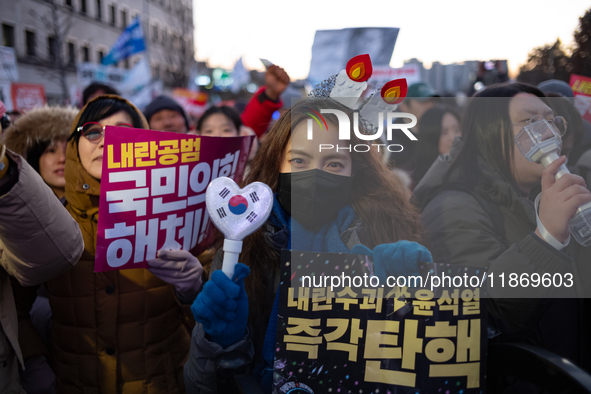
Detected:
left=221, top=239, right=243, bottom=279
left=540, top=152, right=570, bottom=180
left=536, top=151, right=573, bottom=248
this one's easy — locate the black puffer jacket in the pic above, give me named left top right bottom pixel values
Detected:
left=413, top=139, right=590, bottom=370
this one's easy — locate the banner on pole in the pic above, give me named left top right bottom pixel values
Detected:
left=0, top=46, right=18, bottom=82
left=308, top=28, right=399, bottom=86
left=570, top=74, right=591, bottom=123
left=77, top=62, right=128, bottom=88
left=367, top=64, right=421, bottom=92
left=172, top=88, right=209, bottom=118
left=101, top=16, right=146, bottom=65
left=10, top=83, right=46, bottom=112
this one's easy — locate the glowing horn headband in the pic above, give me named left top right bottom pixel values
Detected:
left=308, top=54, right=408, bottom=135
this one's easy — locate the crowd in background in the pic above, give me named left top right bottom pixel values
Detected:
left=1, top=59, right=591, bottom=394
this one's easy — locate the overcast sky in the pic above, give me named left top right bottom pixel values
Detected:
left=193, top=0, right=590, bottom=80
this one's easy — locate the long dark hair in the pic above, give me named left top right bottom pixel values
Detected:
left=446, top=83, right=548, bottom=190
left=70, top=97, right=143, bottom=145
left=196, top=106, right=242, bottom=133
left=412, top=106, right=460, bottom=185
left=27, top=140, right=56, bottom=173
left=241, top=98, right=425, bottom=327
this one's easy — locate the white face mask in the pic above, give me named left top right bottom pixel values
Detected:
left=515, top=118, right=563, bottom=163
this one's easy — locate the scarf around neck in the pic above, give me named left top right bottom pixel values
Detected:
left=269, top=194, right=355, bottom=253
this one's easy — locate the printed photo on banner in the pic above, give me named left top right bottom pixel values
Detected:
left=95, top=126, right=254, bottom=272
left=274, top=250, right=486, bottom=394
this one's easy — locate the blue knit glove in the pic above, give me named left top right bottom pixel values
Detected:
left=351, top=241, right=432, bottom=283
left=191, top=263, right=250, bottom=348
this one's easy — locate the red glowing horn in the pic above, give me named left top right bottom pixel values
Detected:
left=381, top=78, right=408, bottom=105
left=346, top=54, right=373, bottom=82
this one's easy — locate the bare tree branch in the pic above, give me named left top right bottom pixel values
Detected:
left=156, top=1, right=194, bottom=88
left=28, top=0, right=76, bottom=104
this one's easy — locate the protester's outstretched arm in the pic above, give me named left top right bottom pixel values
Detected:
left=0, top=149, right=83, bottom=286
left=241, top=65, right=290, bottom=138
left=184, top=263, right=254, bottom=393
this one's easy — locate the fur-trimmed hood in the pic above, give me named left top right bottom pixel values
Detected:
left=1, top=106, right=79, bottom=157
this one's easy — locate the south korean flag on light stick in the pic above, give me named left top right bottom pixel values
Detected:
left=205, top=177, right=273, bottom=278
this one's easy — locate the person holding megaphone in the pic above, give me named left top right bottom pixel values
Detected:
left=414, top=83, right=591, bottom=390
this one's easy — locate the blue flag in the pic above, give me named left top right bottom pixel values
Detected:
left=101, top=17, right=146, bottom=65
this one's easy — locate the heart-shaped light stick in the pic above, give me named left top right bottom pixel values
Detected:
left=205, top=177, right=273, bottom=278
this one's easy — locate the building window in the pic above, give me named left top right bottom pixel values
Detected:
left=98, top=50, right=104, bottom=63
left=25, top=30, right=36, bottom=56
left=124, top=58, right=129, bottom=69
left=80, top=0, right=87, bottom=14
left=120, top=10, right=127, bottom=28
left=68, top=42, right=75, bottom=64
left=161, top=28, right=167, bottom=44
left=153, top=65, right=160, bottom=79
left=109, top=4, right=116, bottom=26
left=82, top=45, right=89, bottom=62
left=65, top=0, right=73, bottom=7
left=2, top=24, right=14, bottom=48
left=96, top=0, right=103, bottom=21
left=47, top=36, right=57, bottom=62
left=96, top=0, right=102, bottom=20
left=152, top=25, right=158, bottom=43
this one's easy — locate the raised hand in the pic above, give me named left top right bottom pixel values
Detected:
left=537, top=155, right=591, bottom=243
left=265, top=65, right=290, bottom=101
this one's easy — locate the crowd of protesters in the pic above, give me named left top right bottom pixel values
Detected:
left=1, top=56, right=591, bottom=394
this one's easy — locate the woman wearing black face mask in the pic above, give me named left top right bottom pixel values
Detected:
left=185, top=99, right=432, bottom=394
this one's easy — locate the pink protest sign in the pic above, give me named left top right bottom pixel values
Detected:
left=570, top=74, right=591, bottom=123
left=95, top=126, right=253, bottom=272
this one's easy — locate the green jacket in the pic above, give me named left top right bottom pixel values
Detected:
left=413, top=140, right=589, bottom=367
